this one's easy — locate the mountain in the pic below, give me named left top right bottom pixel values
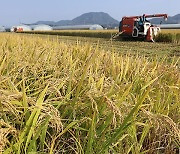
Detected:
left=33, top=13, right=180, bottom=28
left=71, top=12, right=119, bottom=27
left=56, top=20, right=72, bottom=26
left=150, top=14, right=180, bottom=24
left=33, top=12, right=119, bottom=28
left=35, top=21, right=56, bottom=26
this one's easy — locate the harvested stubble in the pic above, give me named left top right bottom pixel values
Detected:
left=0, top=33, right=179, bottom=154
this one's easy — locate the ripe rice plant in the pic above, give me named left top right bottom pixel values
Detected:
left=20, top=29, right=180, bottom=43
left=161, top=29, right=180, bottom=34
left=0, top=33, right=179, bottom=154
left=155, top=32, right=180, bottom=43
left=20, top=30, right=117, bottom=39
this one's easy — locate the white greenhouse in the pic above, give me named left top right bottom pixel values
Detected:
left=11, top=25, right=32, bottom=32
left=0, top=26, right=6, bottom=32
left=53, top=24, right=104, bottom=30
left=33, top=25, right=53, bottom=31
left=159, top=24, right=180, bottom=29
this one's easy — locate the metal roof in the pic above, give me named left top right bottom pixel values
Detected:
left=159, top=24, right=180, bottom=29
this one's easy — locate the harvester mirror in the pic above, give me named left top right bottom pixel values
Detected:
left=164, top=15, right=168, bottom=21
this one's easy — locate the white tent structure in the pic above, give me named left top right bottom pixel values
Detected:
left=89, top=25, right=104, bottom=30
left=0, top=26, right=6, bottom=32
left=11, top=25, right=32, bottom=32
left=53, top=24, right=104, bottom=30
left=33, top=25, right=53, bottom=31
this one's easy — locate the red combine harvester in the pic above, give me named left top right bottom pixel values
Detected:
left=115, top=14, right=168, bottom=42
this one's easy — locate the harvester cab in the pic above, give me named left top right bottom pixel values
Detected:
left=117, top=14, right=168, bottom=42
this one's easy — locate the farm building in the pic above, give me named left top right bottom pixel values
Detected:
left=53, top=24, right=104, bottom=30
left=33, top=25, right=53, bottom=31
left=11, top=25, right=32, bottom=32
left=159, top=24, right=180, bottom=29
left=0, top=26, right=6, bottom=32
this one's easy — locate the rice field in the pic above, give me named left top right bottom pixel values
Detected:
left=19, top=30, right=116, bottom=39
left=19, top=29, right=180, bottom=43
left=0, top=33, right=180, bottom=154
left=155, top=30, right=180, bottom=44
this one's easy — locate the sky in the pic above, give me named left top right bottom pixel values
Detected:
left=0, top=0, right=179, bottom=26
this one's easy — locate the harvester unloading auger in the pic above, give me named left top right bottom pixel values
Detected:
left=112, top=14, right=168, bottom=42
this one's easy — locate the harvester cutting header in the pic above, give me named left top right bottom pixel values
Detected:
left=115, top=14, right=168, bottom=42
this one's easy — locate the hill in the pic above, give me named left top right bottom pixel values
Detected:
left=71, top=12, right=119, bottom=28
left=34, top=12, right=119, bottom=28
left=33, top=13, right=180, bottom=28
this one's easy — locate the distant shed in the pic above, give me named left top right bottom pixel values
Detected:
left=0, top=26, right=6, bottom=32
left=33, top=25, right=53, bottom=31
left=11, top=25, right=32, bottom=32
left=53, top=24, right=104, bottom=30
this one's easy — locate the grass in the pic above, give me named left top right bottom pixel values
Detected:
left=0, top=33, right=180, bottom=154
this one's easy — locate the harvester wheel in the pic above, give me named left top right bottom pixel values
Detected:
left=132, top=28, right=138, bottom=37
